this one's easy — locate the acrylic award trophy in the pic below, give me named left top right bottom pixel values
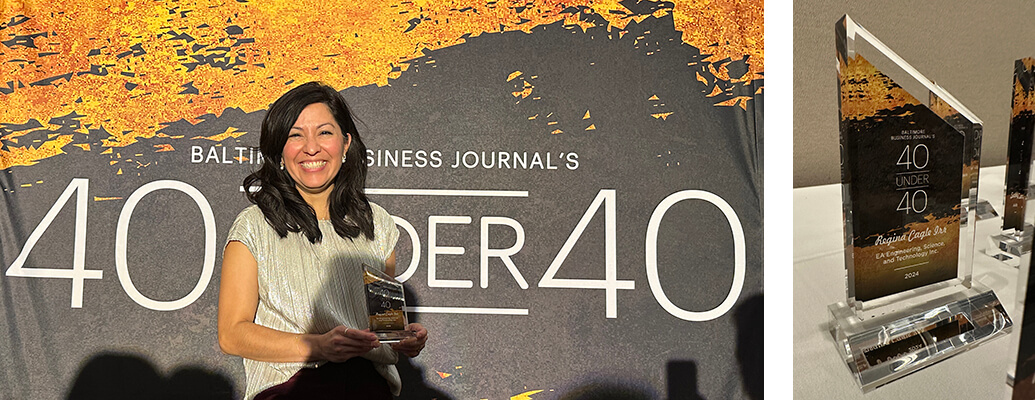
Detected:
left=1006, top=145, right=1035, bottom=397
left=1010, top=193, right=1035, bottom=400
left=363, top=264, right=416, bottom=343
left=829, top=15, right=1012, bottom=392
left=988, top=58, right=1035, bottom=267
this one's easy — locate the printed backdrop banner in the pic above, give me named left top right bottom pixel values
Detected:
left=0, top=1, right=763, bottom=399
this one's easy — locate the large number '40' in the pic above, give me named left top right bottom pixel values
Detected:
left=538, top=189, right=634, bottom=318
left=539, top=189, right=745, bottom=321
left=6, top=178, right=216, bottom=310
left=6, top=179, right=100, bottom=308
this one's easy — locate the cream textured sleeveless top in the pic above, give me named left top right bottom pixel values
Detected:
left=226, top=202, right=401, bottom=399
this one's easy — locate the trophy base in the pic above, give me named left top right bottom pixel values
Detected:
left=966, top=198, right=999, bottom=221
left=985, top=224, right=1034, bottom=267
left=374, top=330, right=417, bottom=344
left=828, top=281, right=1012, bottom=392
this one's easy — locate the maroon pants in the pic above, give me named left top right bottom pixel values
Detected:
left=254, top=358, right=392, bottom=400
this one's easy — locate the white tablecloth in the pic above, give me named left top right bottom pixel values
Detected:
left=794, top=165, right=1023, bottom=399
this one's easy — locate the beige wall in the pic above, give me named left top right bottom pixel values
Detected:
left=794, top=2, right=1035, bottom=187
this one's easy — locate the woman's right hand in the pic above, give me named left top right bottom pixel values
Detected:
left=309, top=326, right=381, bottom=363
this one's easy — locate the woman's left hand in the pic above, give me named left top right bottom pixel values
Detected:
left=391, top=323, right=428, bottom=357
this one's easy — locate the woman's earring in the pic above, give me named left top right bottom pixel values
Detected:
left=279, top=160, right=285, bottom=170
left=342, top=154, right=347, bottom=163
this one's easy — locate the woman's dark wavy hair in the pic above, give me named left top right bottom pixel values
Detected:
left=243, top=81, right=373, bottom=243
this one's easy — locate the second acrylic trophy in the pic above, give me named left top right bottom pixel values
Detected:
left=829, top=14, right=1012, bottom=392
left=988, top=58, right=1035, bottom=266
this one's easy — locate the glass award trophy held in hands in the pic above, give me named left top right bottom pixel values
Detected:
left=363, top=264, right=417, bottom=343
left=829, top=14, right=1012, bottom=392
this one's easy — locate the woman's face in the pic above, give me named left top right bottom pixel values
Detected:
left=282, top=102, right=351, bottom=197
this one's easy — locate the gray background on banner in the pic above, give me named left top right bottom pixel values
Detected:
left=0, top=14, right=762, bottom=400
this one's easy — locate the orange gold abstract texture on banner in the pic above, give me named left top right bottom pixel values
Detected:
left=0, top=0, right=762, bottom=169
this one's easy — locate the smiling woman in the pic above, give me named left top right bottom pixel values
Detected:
left=216, top=82, right=429, bottom=400
left=282, top=103, right=352, bottom=206
left=245, top=82, right=370, bottom=241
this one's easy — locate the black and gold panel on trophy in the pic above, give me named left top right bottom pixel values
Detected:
left=1005, top=58, right=1035, bottom=232
left=838, top=51, right=963, bottom=303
